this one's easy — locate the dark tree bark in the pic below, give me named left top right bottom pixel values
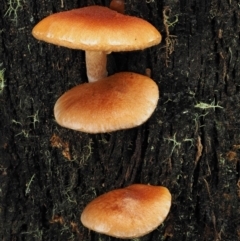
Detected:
left=0, top=0, right=240, bottom=240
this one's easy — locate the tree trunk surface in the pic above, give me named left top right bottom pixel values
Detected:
left=0, top=0, right=240, bottom=240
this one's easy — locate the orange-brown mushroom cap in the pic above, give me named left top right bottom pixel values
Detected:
left=54, top=72, right=159, bottom=133
left=32, top=5, right=161, bottom=52
left=109, top=0, right=125, bottom=14
left=80, top=184, right=171, bottom=238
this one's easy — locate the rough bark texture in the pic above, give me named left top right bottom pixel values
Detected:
left=0, top=0, right=240, bottom=240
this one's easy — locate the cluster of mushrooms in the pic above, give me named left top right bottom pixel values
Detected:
left=32, top=3, right=172, bottom=239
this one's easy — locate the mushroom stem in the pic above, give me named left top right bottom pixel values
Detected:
left=85, top=51, right=108, bottom=82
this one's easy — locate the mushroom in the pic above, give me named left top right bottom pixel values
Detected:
left=32, top=5, right=161, bottom=82
left=54, top=72, right=159, bottom=133
left=80, top=184, right=172, bottom=239
left=109, top=0, right=125, bottom=13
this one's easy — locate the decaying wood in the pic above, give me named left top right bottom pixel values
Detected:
left=0, top=0, right=240, bottom=240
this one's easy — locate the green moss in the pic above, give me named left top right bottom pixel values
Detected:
left=0, top=67, right=6, bottom=93
left=4, top=0, right=23, bottom=21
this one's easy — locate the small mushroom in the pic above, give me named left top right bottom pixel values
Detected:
left=109, top=0, right=125, bottom=13
left=80, top=184, right=172, bottom=238
left=32, top=6, right=161, bottom=82
left=54, top=72, right=159, bottom=133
